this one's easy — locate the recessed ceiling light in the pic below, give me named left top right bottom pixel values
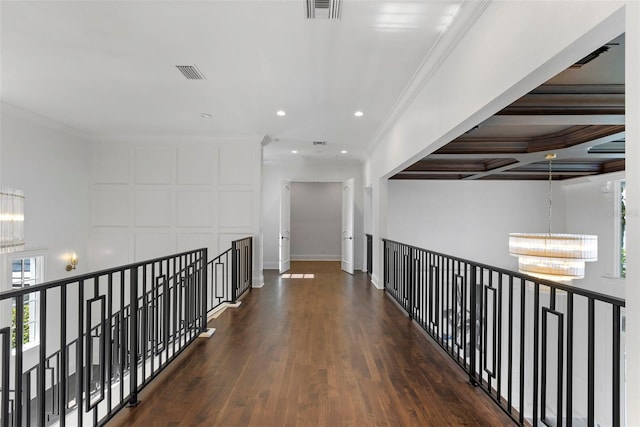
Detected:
left=291, top=150, right=298, bottom=154
left=277, top=110, right=287, bottom=116
left=354, top=111, right=364, bottom=117
left=200, top=113, right=212, bottom=119
left=341, top=150, right=348, bottom=154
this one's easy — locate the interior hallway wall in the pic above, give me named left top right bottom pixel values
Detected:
left=290, top=182, right=341, bottom=261
left=89, top=135, right=264, bottom=285
left=262, top=158, right=364, bottom=270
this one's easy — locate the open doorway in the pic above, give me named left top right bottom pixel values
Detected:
left=290, top=182, right=342, bottom=261
left=279, top=179, right=355, bottom=274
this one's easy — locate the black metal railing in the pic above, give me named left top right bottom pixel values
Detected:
left=205, top=237, right=253, bottom=312
left=383, top=238, right=625, bottom=427
left=0, top=236, right=253, bottom=427
left=365, top=234, right=372, bottom=276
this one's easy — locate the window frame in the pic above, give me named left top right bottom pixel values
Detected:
left=8, top=251, right=46, bottom=350
left=612, top=179, right=626, bottom=279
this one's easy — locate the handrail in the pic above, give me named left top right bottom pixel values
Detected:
left=382, top=238, right=625, bottom=306
left=0, top=236, right=253, bottom=427
left=0, top=248, right=206, bottom=300
left=205, top=236, right=253, bottom=314
left=382, top=238, right=625, bottom=427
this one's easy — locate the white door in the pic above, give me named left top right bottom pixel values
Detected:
left=279, top=180, right=291, bottom=274
left=341, top=178, right=355, bottom=274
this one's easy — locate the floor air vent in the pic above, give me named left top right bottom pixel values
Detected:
left=176, top=65, right=206, bottom=80
left=306, top=0, right=341, bottom=20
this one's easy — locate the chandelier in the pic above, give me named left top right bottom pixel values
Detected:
left=0, top=188, right=25, bottom=253
left=509, top=154, right=597, bottom=282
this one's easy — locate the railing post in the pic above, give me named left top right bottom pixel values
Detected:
left=128, top=266, right=140, bottom=407
left=14, top=295, right=24, bottom=427
left=468, top=264, right=478, bottom=386
left=200, top=248, right=208, bottom=333
left=37, top=290, right=47, bottom=427
left=249, top=237, right=253, bottom=291
left=383, top=239, right=387, bottom=292
left=408, top=246, right=414, bottom=319
left=613, top=305, right=621, bottom=426
left=231, top=240, right=238, bottom=303
left=1, top=327, right=10, bottom=427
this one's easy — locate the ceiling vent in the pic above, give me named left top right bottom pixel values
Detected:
left=313, top=141, right=327, bottom=146
left=176, top=65, right=206, bottom=80
left=305, top=0, right=341, bottom=20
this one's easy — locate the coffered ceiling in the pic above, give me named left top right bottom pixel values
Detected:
left=392, top=34, right=625, bottom=181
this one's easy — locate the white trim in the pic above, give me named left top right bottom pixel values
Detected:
left=365, top=1, right=491, bottom=154
left=263, top=262, right=279, bottom=270
left=290, top=255, right=340, bottom=261
left=370, top=273, right=383, bottom=290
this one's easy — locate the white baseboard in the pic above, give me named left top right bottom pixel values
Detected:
left=263, top=261, right=279, bottom=269
left=371, top=273, right=383, bottom=289
left=290, top=255, right=341, bottom=261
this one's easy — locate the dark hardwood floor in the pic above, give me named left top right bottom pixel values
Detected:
left=108, top=261, right=515, bottom=426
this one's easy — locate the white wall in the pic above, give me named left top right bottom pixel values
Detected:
left=89, top=135, right=264, bottom=285
left=290, top=182, right=341, bottom=261
left=1, top=103, right=91, bottom=285
left=625, top=1, right=640, bottom=423
left=0, top=102, right=92, bottom=370
left=387, top=179, right=562, bottom=270
left=562, top=172, right=626, bottom=298
left=262, top=158, right=364, bottom=270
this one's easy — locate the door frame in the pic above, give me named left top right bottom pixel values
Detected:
left=278, top=178, right=357, bottom=273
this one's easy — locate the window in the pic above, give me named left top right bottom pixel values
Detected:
left=613, top=180, right=626, bottom=278
left=10, top=255, right=44, bottom=349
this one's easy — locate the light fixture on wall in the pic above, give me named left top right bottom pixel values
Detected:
left=0, top=188, right=25, bottom=254
left=66, top=253, right=78, bottom=271
left=508, top=154, right=597, bottom=282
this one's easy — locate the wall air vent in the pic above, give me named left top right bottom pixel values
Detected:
left=570, top=45, right=610, bottom=68
left=313, top=141, right=327, bottom=146
left=305, top=0, right=341, bottom=20
left=176, top=65, right=206, bottom=80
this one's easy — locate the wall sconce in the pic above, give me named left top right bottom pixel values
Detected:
left=66, top=253, right=78, bottom=271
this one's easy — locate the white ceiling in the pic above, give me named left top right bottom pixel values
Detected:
left=1, top=0, right=469, bottom=160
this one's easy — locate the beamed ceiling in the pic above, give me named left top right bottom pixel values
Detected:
left=392, top=35, right=625, bottom=181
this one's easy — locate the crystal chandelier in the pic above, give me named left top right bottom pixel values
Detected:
left=0, top=188, right=25, bottom=253
left=509, top=154, right=597, bottom=282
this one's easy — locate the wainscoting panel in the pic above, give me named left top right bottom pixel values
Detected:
left=177, top=147, right=216, bottom=184
left=135, top=147, right=175, bottom=184
left=219, top=146, right=254, bottom=185
left=177, top=189, right=214, bottom=227
left=219, top=190, right=252, bottom=227
left=93, top=186, right=131, bottom=226
left=135, top=188, right=172, bottom=227
left=92, top=148, right=131, bottom=183
left=135, top=231, right=175, bottom=261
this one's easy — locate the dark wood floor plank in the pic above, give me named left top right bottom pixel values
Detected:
left=108, top=261, right=515, bottom=426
